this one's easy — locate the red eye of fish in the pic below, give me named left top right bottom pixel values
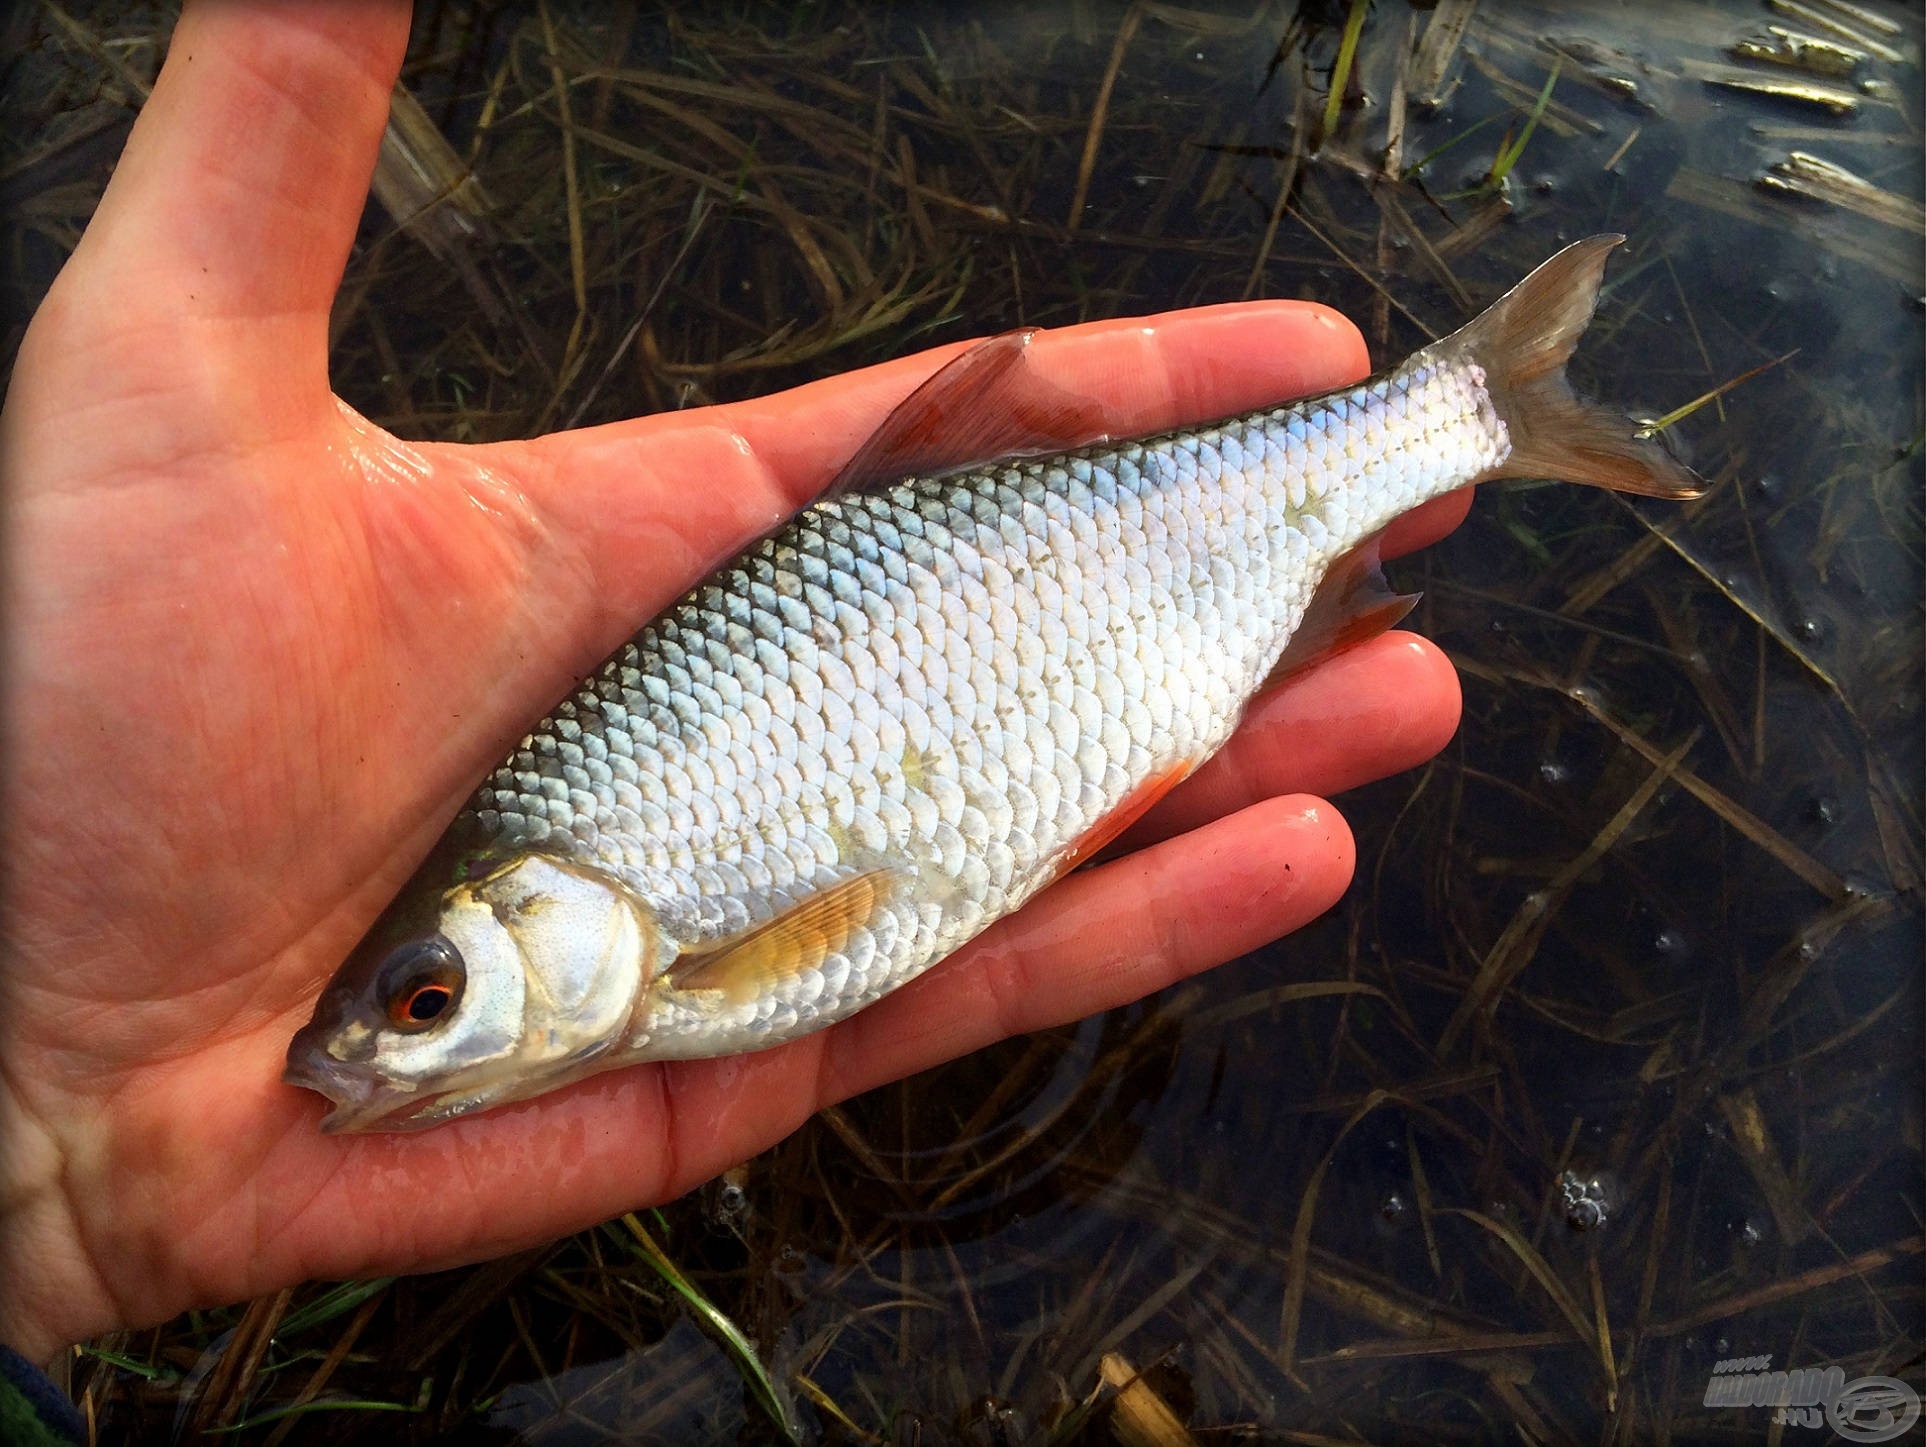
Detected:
left=376, top=936, right=465, bottom=1032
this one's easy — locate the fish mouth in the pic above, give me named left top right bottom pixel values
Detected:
left=282, top=1051, right=424, bottom=1134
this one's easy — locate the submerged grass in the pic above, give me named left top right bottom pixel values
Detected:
left=4, top=0, right=1920, bottom=1442
left=620, top=1213, right=802, bottom=1443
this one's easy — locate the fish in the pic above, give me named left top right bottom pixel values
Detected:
left=285, top=234, right=1700, bottom=1132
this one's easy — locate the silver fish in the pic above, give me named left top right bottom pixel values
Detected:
left=286, top=235, right=1698, bottom=1131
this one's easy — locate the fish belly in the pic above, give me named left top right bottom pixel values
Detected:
left=471, top=356, right=1508, bottom=1057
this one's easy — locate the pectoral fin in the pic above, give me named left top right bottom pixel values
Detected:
left=667, top=869, right=904, bottom=1004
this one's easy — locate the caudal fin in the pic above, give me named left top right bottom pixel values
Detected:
left=1448, top=235, right=1703, bottom=499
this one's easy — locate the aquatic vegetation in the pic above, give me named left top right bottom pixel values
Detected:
left=6, top=0, right=1917, bottom=1440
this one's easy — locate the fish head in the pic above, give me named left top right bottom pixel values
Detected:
left=284, top=852, right=656, bottom=1131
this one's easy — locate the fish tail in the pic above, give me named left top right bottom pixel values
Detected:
left=1450, top=234, right=1704, bottom=499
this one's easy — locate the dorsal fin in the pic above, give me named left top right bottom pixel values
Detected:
left=822, top=329, right=1121, bottom=501
left=1261, top=532, right=1421, bottom=692
left=666, top=868, right=905, bottom=1004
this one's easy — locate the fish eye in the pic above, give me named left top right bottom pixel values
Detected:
left=375, top=937, right=465, bottom=1033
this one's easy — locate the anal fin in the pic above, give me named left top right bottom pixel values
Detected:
left=667, top=868, right=904, bottom=1005
left=1046, top=759, right=1196, bottom=884
left=1261, top=532, right=1420, bottom=693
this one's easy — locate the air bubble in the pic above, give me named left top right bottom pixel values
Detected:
left=1557, top=1170, right=1621, bottom=1232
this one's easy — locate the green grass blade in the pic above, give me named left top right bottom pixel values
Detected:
left=621, top=1212, right=801, bottom=1444
left=1488, top=57, right=1561, bottom=189
left=1321, top=0, right=1370, bottom=144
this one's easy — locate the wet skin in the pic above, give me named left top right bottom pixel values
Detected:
left=0, top=0, right=1469, bottom=1363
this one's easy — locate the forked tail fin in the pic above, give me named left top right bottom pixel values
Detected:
left=1446, top=234, right=1703, bottom=499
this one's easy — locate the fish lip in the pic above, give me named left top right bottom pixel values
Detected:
left=282, top=1051, right=422, bottom=1134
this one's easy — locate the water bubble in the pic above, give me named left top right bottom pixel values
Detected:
left=1655, top=927, right=1688, bottom=959
left=1378, top=1191, right=1410, bottom=1226
left=1793, top=616, right=1826, bottom=644
left=959, top=1396, right=1024, bottom=1447
left=1539, top=758, right=1571, bottom=785
left=1557, top=1170, right=1618, bottom=1232
left=1808, top=795, right=1839, bottom=827
left=1739, top=1217, right=1765, bottom=1248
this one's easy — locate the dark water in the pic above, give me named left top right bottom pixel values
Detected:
left=10, top=1, right=1922, bottom=1442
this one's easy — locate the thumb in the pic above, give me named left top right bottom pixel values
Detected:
left=34, top=1, right=408, bottom=437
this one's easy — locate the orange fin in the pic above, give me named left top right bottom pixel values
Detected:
left=668, top=869, right=903, bottom=1004
left=1261, top=533, right=1420, bottom=692
left=823, top=330, right=1120, bottom=500
left=1048, top=759, right=1196, bottom=882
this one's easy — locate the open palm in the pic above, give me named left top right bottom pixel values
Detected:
left=0, top=2, right=1466, bottom=1363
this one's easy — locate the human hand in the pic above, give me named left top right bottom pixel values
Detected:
left=0, top=1, right=1467, bottom=1363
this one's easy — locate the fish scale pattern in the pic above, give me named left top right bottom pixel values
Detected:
left=473, top=354, right=1509, bottom=1056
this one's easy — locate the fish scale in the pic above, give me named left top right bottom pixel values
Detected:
left=472, top=357, right=1507, bottom=1057
left=288, top=236, right=1702, bottom=1130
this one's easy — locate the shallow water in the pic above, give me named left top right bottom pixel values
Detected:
left=10, top=0, right=1921, bottom=1441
